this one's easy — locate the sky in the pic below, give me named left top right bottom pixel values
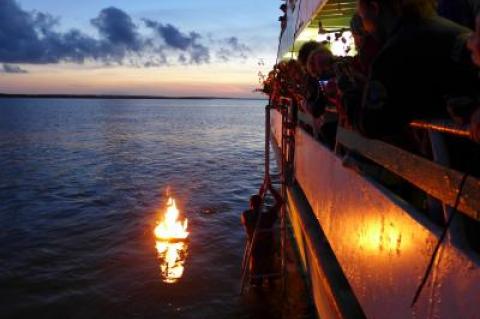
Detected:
left=0, top=0, right=281, bottom=98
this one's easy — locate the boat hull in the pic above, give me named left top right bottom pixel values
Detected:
left=271, top=109, right=480, bottom=319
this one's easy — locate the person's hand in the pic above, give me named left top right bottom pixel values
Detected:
left=471, top=108, right=480, bottom=143
left=259, top=182, right=266, bottom=198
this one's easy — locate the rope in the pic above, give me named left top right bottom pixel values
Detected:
left=241, top=0, right=302, bottom=295
left=410, top=172, right=469, bottom=307
left=240, top=105, right=274, bottom=294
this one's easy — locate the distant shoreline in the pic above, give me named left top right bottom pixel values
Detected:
left=0, top=93, right=266, bottom=101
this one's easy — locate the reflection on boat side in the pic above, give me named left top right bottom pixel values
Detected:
left=285, top=123, right=480, bottom=318
left=155, top=240, right=188, bottom=284
left=356, top=216, right=409, bottom=255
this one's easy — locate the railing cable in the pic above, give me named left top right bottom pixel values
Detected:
left=410, top=172, right=469, bottom=307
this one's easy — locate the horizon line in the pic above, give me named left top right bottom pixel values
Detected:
left=0, top=93, right=267, bottom=101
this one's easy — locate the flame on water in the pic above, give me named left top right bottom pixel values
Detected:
left=154, top=197, right=189, bottom=240
left=154, top=196, right=189, bottom=283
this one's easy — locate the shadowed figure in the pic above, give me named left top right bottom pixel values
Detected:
left=241, top=186, right=283, bottom=287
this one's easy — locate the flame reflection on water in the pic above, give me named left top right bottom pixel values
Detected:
left=155, top=240, right=188, bottom=284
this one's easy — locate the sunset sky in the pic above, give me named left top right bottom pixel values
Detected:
left=0, top=0, right=281, bottom=98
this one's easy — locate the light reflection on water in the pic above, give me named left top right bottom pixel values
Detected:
left=0, top=98, right=310, bottom=319
left=155, top=240, right=188, bottom=284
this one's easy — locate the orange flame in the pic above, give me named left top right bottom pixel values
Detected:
left=154, top=196, right=189, bottom=284
left=154, top=197, right=189, bottom=240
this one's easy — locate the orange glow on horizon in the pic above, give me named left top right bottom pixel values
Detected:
left=0, top=58, right=274, bottom=98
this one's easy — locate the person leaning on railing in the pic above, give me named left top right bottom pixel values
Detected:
left=298, top=41, right=322, bottom=71
left=349, top=14, right=383, bottom=77
left=333, top=0, right=480, bottom=221
left=298, top=41, right=330, bottom=119
left=305, top=46, right=343, bottom=148
left=263, top=59, right=307, bottom=111
left=335, top=14, right=383, bottom=130
left=352, top=0, right=479, bottom=154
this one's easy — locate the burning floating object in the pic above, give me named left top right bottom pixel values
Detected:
left=154, top=196, right=189, bottom=284
left=154, top=197, right=189, bottom=241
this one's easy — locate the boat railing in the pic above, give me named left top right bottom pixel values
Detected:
left=298, top=107, right=473, bottom=139
left=290, top=107, right=480, bottom=222
left=271, top=104, right=480, bottom=318
left=410, top=119, right=472, bottom=139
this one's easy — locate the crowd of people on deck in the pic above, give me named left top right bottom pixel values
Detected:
left=264, top=0, right=480, bottom=159
left=257, top=0, right=480, bottom=257
left=242, top=0, right=480, bottom=287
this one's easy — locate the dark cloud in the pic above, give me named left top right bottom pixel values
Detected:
left=217, top=37, right=251, bottom=62
left=0, top=0, right=249, bottom=67
left=144, top=20, right=195, bottom=50
left=0, top=0, right=45, bottom=63
left=91, top=7, right=142, bottom=51
left=143, top=19, right=210, bottom=64
left=1, top=64, right=27, bottom=73
left=226, top=37, right=251, bottom=57
left=0, top=0, right=108, bottom=64
left=34, top=11, right=60, bottom=34
left=0, top=1, right=153, bottom=64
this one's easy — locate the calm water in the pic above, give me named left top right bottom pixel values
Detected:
left=0, top=98, right=288, bottom=318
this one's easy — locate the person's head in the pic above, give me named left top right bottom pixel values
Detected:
left=286, top=59, right=304, bottom=82
left=249, top=195, right=262, bottom=210
left=306, top=46, right=334, bottom=79
left=468, top=15, right=480, bottom=67
left=350, top=14, right=366, bottom=48
left=357, top=0, right=436, bottom=36
left=298, top=41, right=322, bottom=68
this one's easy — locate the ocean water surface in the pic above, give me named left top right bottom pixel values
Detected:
left=0, top=98, right=296, bottom=318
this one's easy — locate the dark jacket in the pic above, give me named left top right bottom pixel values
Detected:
left=305, top=76, right=328, bottom=118
left=242, top=208, right=277, bottom=241
left=357, top=16, right=480, bottom=142
left=438, top=0, right=480, bottom=29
